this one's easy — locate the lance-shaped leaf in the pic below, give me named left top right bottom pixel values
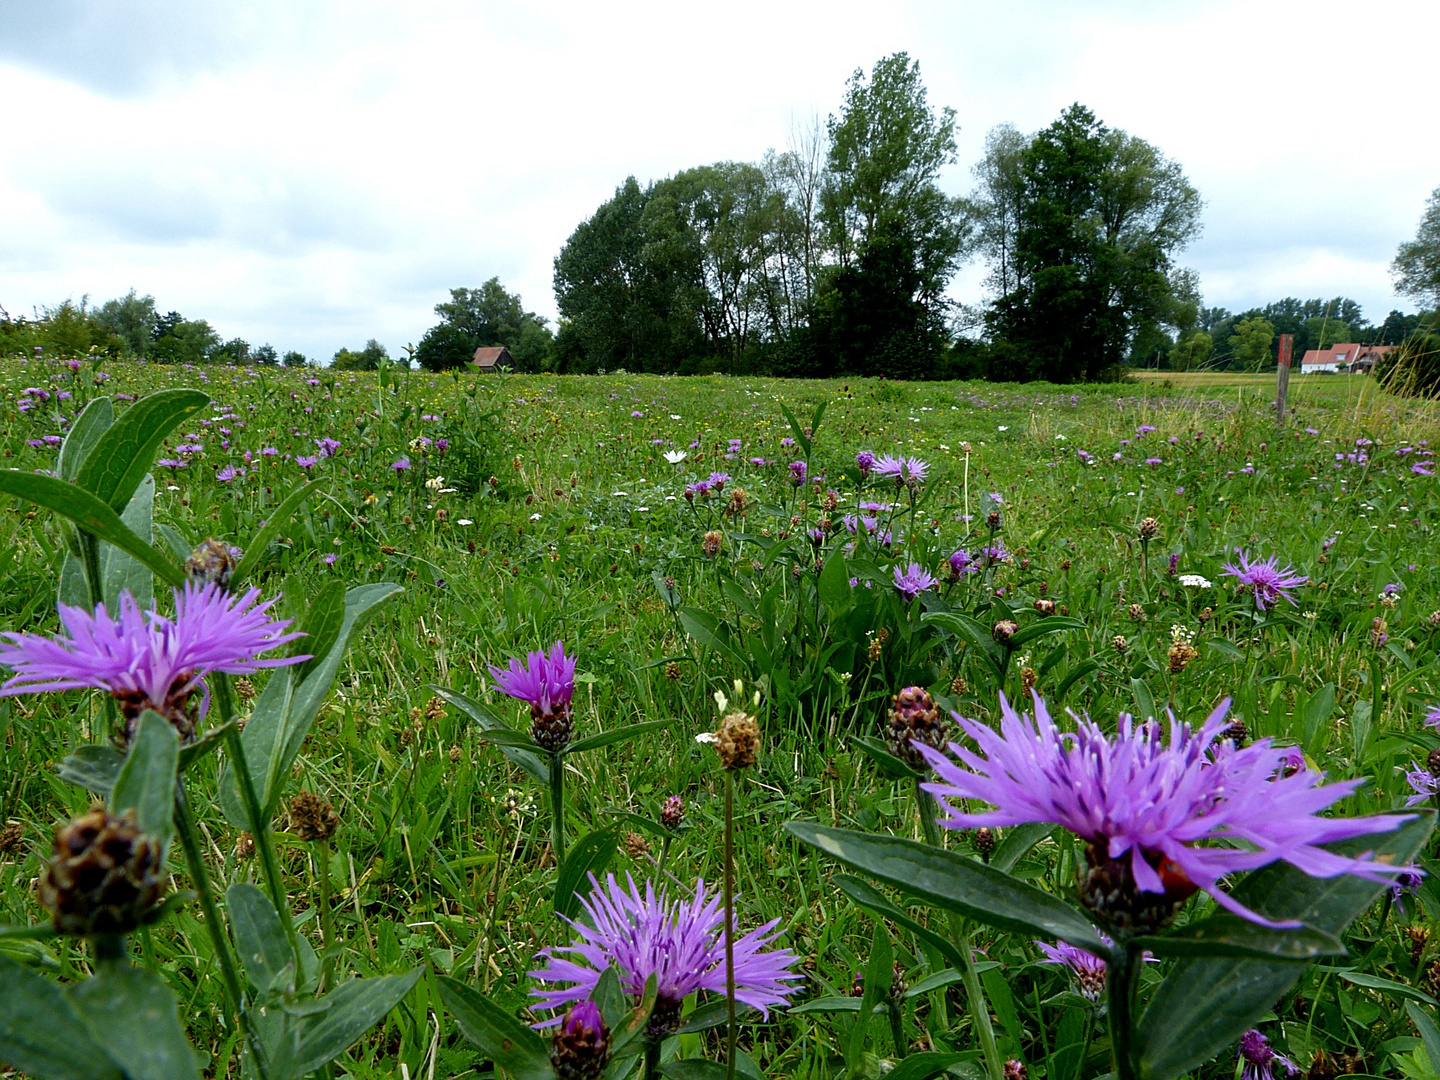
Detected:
left=231, top=478, right=324, bottom=591
left=438, top=976, right=556, bottom=1080
left=1142, top=915, right=1345, bottom=961
left=1008, top=617, right=1088, bottom=648
left=851, top=735, right=921, bottom=780
left=59, top=473, right=156, bottom=612
left=555, top=829, right=619, bottom=919
left=58, top=744, right=126, bottom=797
left=290, top=970, right=423, bottom=1076
left=0, top=470, right=184, bottom=588
left=1136, top=811, right=1434, bottom=1080
left=67, top=964, right=201, bottom=1080
left=921, top=612, right=1005, bottom=673
left=75, top=388, right=209, bottom=512
left=565, top=718, right=674, bottom=756
left=57, top=396, right=114, bottom=483
left=787, top=822, right=1111, bottom=956
left=0, top=953, right=123, bottom=1080
left=430, top=685, right=549, bottom=783
left=833, top=875, right=969, bottom=972
left=228, top=883, right=294, bottom=995
left=109, top=710, right=180, bottom=850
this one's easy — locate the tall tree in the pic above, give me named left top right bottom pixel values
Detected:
left=808, top=52, right=970, bottom=377
left=94, top=289, right=156, bottom=357
left=417, top=278, right=554, bottom=372
left=982, top=104, right=1202, bottom=382
left=1229, top=316, right=1275, bottom=371
left=970, top=123, right=1029, bottom=299
left=1392, top=185, right=1440, bottom=313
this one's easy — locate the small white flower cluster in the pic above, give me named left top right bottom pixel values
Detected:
left=1178, top=574, right=1213, bottom=589
left=1170, top=624, right=1196, bottom=646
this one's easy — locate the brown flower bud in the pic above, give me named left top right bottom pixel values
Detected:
left=622, top=832, right=650, bottom=860
left=992, top=619, right=1019, bottom=644
left=1033, top=598, right=1056, bottom=616
left=886, top=686, right=949, bottom=770
left=0, top=820, right=25, bottom=856
left=973, top=826, right=996, bottom=857
left=701, top=530, right=723, bottom=558
left=424, top=696, right=447, bottom=720
left=1128, top=603, right=1147, bottom=622
left=38, top=808, right=165, bottom=935
left=1112, top=635, right=1129, bottom=654
left=664, top=661, right=682, bottom=681
left=185, top=538, right=242, bottom=589
left=287, top=791, right=340, bottom=842
left=1138, top=517, right=1160, bottom=541
left=1020, top=666, right=1038, bottom=695
left=661, top=796, right=686, bottom=831
left=1167, top=642, right=1198, bottom=673
left=715, top=711, right=760, bottom=770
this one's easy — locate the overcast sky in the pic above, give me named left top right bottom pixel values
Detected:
left=2, top=0, right=1437, bottom=360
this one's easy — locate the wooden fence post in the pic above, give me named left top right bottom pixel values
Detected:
left=1276, top=334, right=1294, bottom=423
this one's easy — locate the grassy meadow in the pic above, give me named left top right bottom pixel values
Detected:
left=0, top=358, right=1438, bottom=1079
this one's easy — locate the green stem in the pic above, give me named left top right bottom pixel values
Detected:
left=92, top=932, right=126, bottom=965
left=80, top=533, right=104, bottom=611
left=549, top=752, right=566, bottom=865
left=658, top=834, right=673, bottom=877
left=915, top=781, right=1002, bottom=1080
left=724, top=769, right=737, bottom=1080
left=1107, top=939, right=1141, bottom=1080
left=218, top=697, right=303, bottom=971
left=173, top=782, right=273, bottom=1080
left=315, top=841, right=335, bottom=992
left=644, top=1040, right=662, bottom=1080
left=888, top=999, right=906, bottom=1056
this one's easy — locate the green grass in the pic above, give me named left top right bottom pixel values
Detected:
left=0, top=360, right=1438, bottom=1078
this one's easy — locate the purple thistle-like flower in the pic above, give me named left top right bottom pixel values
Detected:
left=489, top=641, right=575, bottom=718
left=874, top=455, right=928, bottom=485
left=918, top=693, right=1413, bottom=928
left=856, top=450, right=876, bottom=476
left=1237, top=1030, right=1298, bottom=1080
left=1220, top=551, right=1308, bottom=611
left=0, top=583, right=307, bottom=742
left=893, top=562, right=937, bottom=602
left=949, top=550, right=977, bottom=578
left=1424, top=704, right=1440, bottom=730
left=1035, top=937, right=1110, bottom=1001
left=788, top=461, right=807, bottom=486
left=1403, top=763, right=1439, bottom=806
left=530, top=874, right=801, bottom=1033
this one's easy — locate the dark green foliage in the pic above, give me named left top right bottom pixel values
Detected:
left=417, top=278, right=555, bottom=372
left=1392, top=185, right=1440, bottom=309
left=332, top=338, right=389, bottom=370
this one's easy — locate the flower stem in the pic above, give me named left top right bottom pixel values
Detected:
left=724, top=769, right=737, bottom=1080
left=315, top=840, right=335, bottom=992
left=549, top=752, right=566, bottom=865
left=173, top=781, right=273, bottom=1080
left=915, top=781, right=1002, bottom=1080
left=644, top=1039, right=662, bottom=1080
left=1107, top=938, right=1141, bottom=1080
left=216, top=685, right=304, bottom=972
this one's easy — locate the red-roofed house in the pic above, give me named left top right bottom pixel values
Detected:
left=1299, top=343, right=1394, bottom=374
left=470, top=346, right=512, bottom=372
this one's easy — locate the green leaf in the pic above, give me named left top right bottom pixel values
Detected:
left=1135, top=811, right=1434, bottom=1080
left=833, top=875, right=970, bottom=972
left=59, top=475, right=156, bottom=611
left=679, top=607, right=747, bottom=668
left=778, top=401, right=811, bottom=458
left=0, top=953, right=123, bottom=1080
left=600, top=809, right=671, bottom=840
left=58, top=744, right=126, bottom=797
left=221, top=583, right=402, bottom=824
left=788, top=996, right=866, bottom=1015
left=788, top=822, right=1111, bottom=955
left=991, top=822, right=1054, bottom=875
left=921, top=612, right=1004, bottom=672
left=818, top=548, right=852, bottom=614
left=0, top=470, right=184, bottom=588
left=593, top=966, right=627, bottom=1030
left=565, top=718, right=674, bottom=756
left=291, top=970, right=423, bottom=1075
left=607, top=975, right=657, bottom=1057
left=75, top=388, right=209, bottom=512
left=1130, top=677, right=1157, bottom=723
left=178, top=720, right=236, bottom=771
left=109, top=711, right=179, bottom=848
left=1304, top=683, right=1337, bottom=754
left=58, top=396, right=115, bottom=483
left=1008, top=617, right=1088, bottom=648
left=430, top=685, right=549, bottom=784
left=437, top=975, right=556, bottom=1080
left=849, top=921, right=892, bottom=1069
left=474, top=727, right=545, bottom=750
left=67, top=963, right=200, bottom=1080
left=555, top=829, right=619, bottom=920
left=289, top=580, right=346, bottom=683
left=1144, top=915, right=1345, bottom=961
left=1333, top=970, right=1438, bottom=1005
left=227, top=884, right=294, bottom=995
left=674, top=998, right=757, bottom=1034
left=1052, top=659, right=1100, bottom=704
left=850, top=735, right=920, bottom=780
left=231, top=478, right=324, bottom=590
left=1407, top=1001, right=1440, bottom=1076
left=888, top=1052, right=981, bottom=1080
left=904, top=970, right=966, bottom=998
left=661, top=1063, right=732, bottom=1080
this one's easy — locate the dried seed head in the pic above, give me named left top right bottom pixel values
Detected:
left=0, top=820, right=24, bottom=856
left=622, top=831, right=650, bottom=860
left=1138, top=517, right=1160, bottom=541
left=890, top=962, right=908, bottom=1001
left=448, top=744, right=463, bottom=763
left=701, top=530, right=723, bottom=558
left=1427, top=748, right=1440, bottom=779
left=1128, top=603, right=1147, bottom=622
left=1199, top=606, right=1214, bottom=624
left=1167, top=641, right=1198, bottom=673
left=664, top=661, right=682, bottom=681
left=550, top=1000, right=610, bottom=1080
left=287, top=791, right=340, bottom=843
left=1033, top=598, right=1056, bottom=616
left=1020, top=667, right=1038, bottom=696
left=885, top=686, right=949, bottom=771
left=234, top=676, right=257, bottom=702
left=38, top=808, right=165, bottom=935
left=715, top=711, right=760, bottom=770
left=424, top=697, right=446, bottom=720
left=1405, top=925, right=1430, bottom=965
left=1112, top=635, right=1129, bottom=654
left=661, top=796, right=686, bottom=831
left=184, top=538, right=243, bottom=589
left=950, top=675, right=969, bottom=695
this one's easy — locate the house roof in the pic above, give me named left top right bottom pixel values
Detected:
left=472, top=346, right=510, bottom=367
left=1299, top=343, right=1394, bottom=367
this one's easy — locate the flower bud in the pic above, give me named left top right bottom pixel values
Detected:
left=1138, top=517, right=1160, bottom=541
left=184, top=538, right=243, bottom=589
left=550, top=1000, right=610, bottom=1080
left=287, top=791, right=340, bottom=842
left=992, top=620, right=1018, bottom=644
left=38, top=808, right=166, bottom=935
left=661, top=795, right=686, bottom=831
left=715, top=711, right=760, bottom=770
left=886, top=686, right=949, bottom=771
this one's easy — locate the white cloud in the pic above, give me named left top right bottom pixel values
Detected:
left=1, top=0, right=1437, bottom=360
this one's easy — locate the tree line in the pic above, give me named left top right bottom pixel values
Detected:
left=6, top=51, right=1437, bottom=382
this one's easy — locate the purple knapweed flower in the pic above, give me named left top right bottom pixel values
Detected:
left=1424, top=704, right=1440, bottom=730
left=980, top=543, right=1008, bottom=566
left=874, top=454, right=928, bottom=486
left=489, top=641, right=575, bottom=719
left=295, top=455, right=320, bottom=471
left=893, top=562, right=937, bottom=602
left=788, top=461, right=807, bottom=487
left=216, top=465, right=244, bottom=483
left=1237, top=1030, right=1298, bottom=1080
left=856, top=450, right=875, bottom=476
left=1403, top=763, right=1439, bottom=806
left=706, top=472, right=730, bottom=490
left=919, top=694, right=1413, bottom=928
left=530, top=874, right=800, bottom=1032
left=948, top=550, right=977, bottom=578
left=1035, top=936, right=1109, bottom=1001
left=315, top=437, right=340, bottom=458
left=391, top=458, right=411, bottom=471
left=1220, top=552, right=1308, bottom=611
left=0, top=583, right=307, bottom=743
